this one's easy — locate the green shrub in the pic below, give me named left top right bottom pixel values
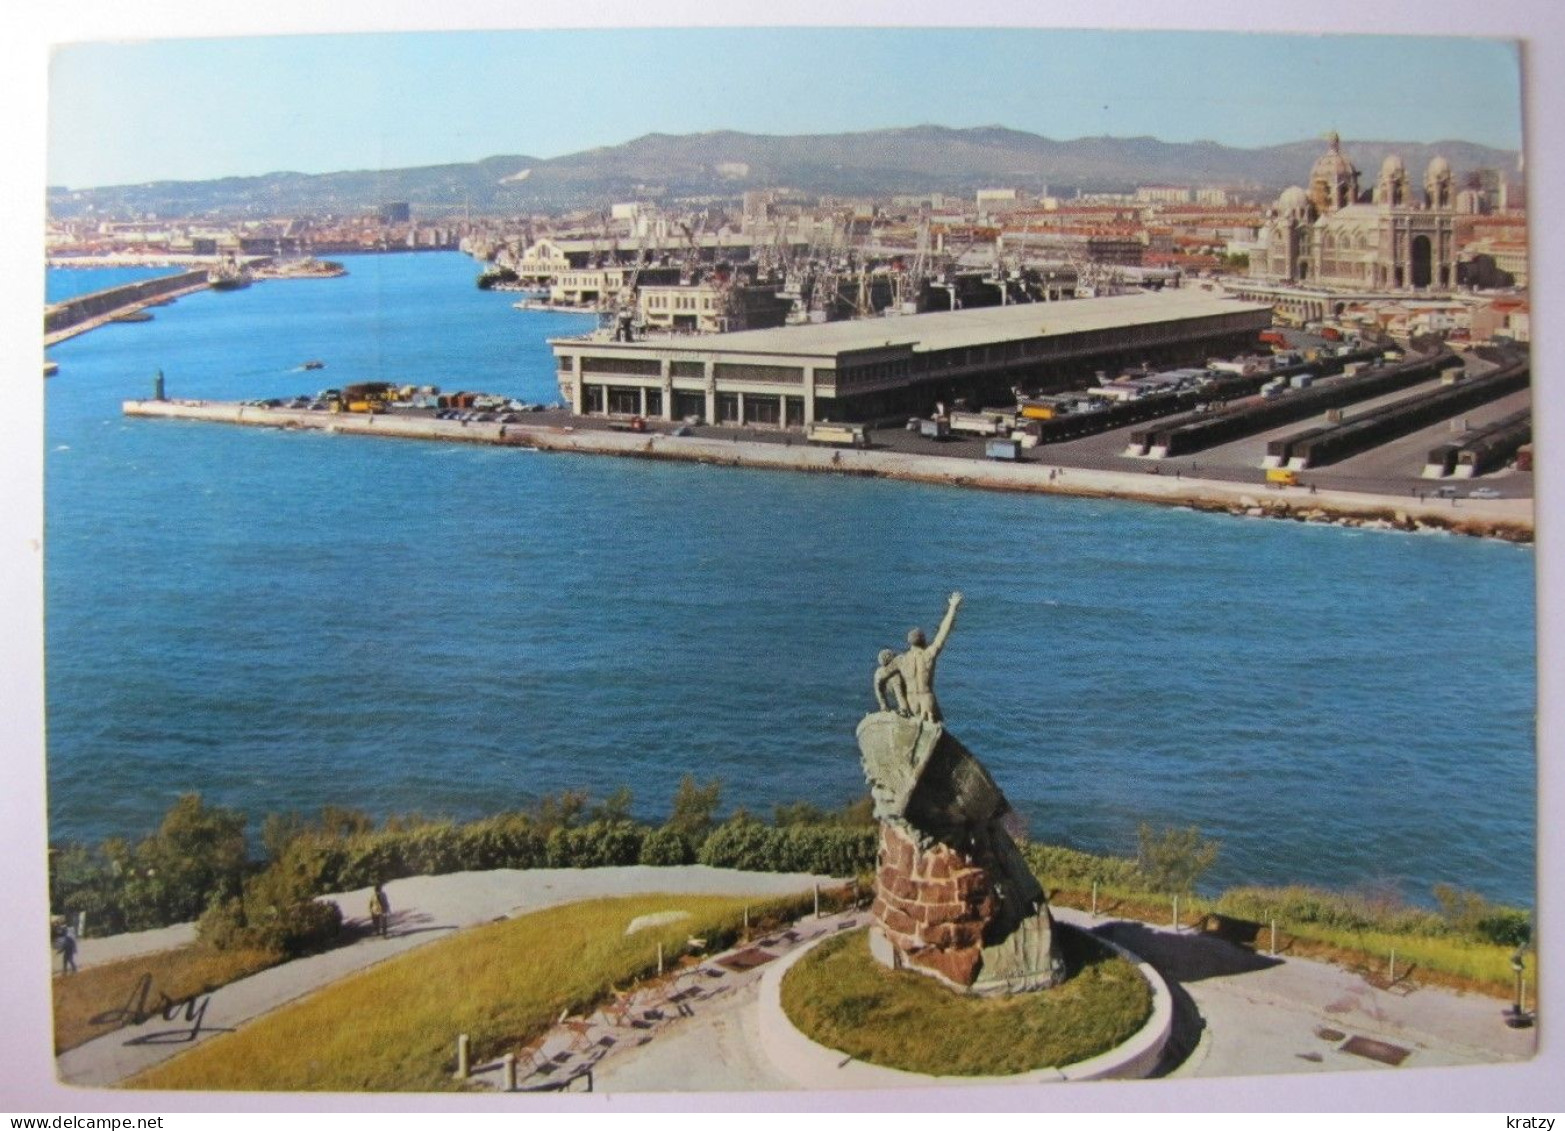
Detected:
left=698, top=820, right=780, bottom=872
left=638, top=827, right=694, bottom=866
left=455, top=814, right=546, bottom=871
left=1024, top=843, right=1144, bottom=891
left=569, top=821, right=646, bottom=867
left=1136, top=824, right=1219, bottom=895
left=198, top=865, right=343, bottom=958
left=666, top=776, right=723, bottom=847
left=1434, top=883, right=1532, bottom=947
left=1474, top=909, right=1531, bottom=948
left=697, top=820, right=874, bottom=876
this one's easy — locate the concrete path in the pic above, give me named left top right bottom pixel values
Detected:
left=57, top=875, right=1536, bottom=1094
left=69, top=922, right=199, bottom=970
left=55, top=865, right=829, bottom=1088
left=581, top=907, right=1536, bottom=1092
left=1083, top=913, right=1537, bottom=1078
left=474, top=911, right=869, bottom=1094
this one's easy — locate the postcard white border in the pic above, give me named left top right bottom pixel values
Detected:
left=3, top=0, right=1558, bottom=1115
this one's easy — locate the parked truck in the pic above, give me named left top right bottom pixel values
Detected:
left=807, top=422, right=871, bottom=448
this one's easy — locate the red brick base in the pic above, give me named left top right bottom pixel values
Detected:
left=870, top=822, right=1001, bottom=989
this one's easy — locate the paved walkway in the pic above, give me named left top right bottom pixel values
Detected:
left=56, top=876, right=1536, bottom=1093
left=55, top=865, right=830, bottom=1088
left=581, top=907, right=1536, bottom=1092
left=467, top=911, right=868, bottom=1093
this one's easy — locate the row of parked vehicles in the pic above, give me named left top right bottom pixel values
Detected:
left=432, top=405, right=547, bottom=424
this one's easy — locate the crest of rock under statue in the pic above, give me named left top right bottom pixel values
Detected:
left=857, top=592, right=1067, bottom=994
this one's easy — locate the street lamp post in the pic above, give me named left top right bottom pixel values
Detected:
left=1505, top=943, right=1534, bottom=1029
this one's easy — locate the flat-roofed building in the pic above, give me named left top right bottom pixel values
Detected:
left=550, top=289, right=1272, bottom=426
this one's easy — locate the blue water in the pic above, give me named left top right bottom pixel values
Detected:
left=45, top=264, right=185, bottom=304
left=44, top=253, right=1538, bottom=908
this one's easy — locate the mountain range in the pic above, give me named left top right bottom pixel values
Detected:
left=46, top=125, right=1521, bottom=219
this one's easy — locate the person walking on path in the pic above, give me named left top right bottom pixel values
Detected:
left=369, top=883, right=391, bottom=938
left=59, top=927, right=78, bottom=975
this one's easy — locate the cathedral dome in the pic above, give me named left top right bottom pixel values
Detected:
left=1380, top=154, right=1406, bottom=177
left=1308, top=132, right=1361, bottom=213
left=1426, top=155, right=1452, bottom=178
left=1277, top=185, right=1311, bottom=217
left=1310, top=132, right=1359, bottom=184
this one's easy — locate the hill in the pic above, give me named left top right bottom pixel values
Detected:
left=45, top=125, right=1519, bottom=218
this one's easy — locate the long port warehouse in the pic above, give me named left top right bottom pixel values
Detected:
left=550, top=290, right=1274, bottom=426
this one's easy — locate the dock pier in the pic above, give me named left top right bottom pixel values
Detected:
left=120, top=398, right=1533, bottom=542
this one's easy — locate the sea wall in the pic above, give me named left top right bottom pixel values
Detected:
left=46, top=271, right=209, bottom=334
left=121, top=399, right=1535, bottom=543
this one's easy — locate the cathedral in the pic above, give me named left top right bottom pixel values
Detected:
left=1252, top=133, right=1458, bottom=291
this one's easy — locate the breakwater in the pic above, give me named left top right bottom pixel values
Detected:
left=121, top=398, right=1534, bottom=542
left=46, top=270, right=210, bottom=345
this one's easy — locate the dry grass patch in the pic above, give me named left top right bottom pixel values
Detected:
left=780, top=927, right=1152, bottom=1076
left=53, top=945, right=281, bottom=1055
left=126, top=892, right=803, bottom=1092
left=1045, top=887, right=1526, bottom=999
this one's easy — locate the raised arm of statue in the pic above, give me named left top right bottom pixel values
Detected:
left=928, top=591, right=963, bottom=659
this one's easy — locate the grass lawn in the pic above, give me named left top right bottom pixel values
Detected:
left=780, top=926, right=1152, bottom=1076
left=126, top=892, right=806, bottom=1092
left=53, top=945, right=281, bottom=1055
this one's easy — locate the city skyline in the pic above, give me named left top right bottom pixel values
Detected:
left=48, top=27, right=1524, bottom=191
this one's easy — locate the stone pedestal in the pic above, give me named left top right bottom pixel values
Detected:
left=857, top=711, right=1065, bottom=994
left=870, top=823, right=995, bottom=987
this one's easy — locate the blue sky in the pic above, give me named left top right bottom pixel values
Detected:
left=47, top=27, right=1523, bottom=190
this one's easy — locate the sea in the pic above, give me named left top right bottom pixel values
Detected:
left=42, top=252, right=1538, bottom=908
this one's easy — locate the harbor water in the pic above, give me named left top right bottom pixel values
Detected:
left=43, top=252, right=1537, bottom=907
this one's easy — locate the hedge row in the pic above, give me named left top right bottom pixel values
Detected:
left=695, top=822, right=878, bottom=876
left=266, top=816, right=873, bottom=895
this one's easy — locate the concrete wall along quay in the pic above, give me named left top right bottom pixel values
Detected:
left=121, top=398, right=1534, bottom=541
left=46, top=270, right=211, bottom=344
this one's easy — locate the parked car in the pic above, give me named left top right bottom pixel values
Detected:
left=1468, top=487, right=1502, bottom=499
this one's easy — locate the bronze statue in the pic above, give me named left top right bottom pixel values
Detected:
left=899, top=590, right=961, bottom=721
left=872, top=591, right=962, bottom=721
left=857, top=591, right=1064, bottom=994
left=873, top=649, right=909, bottom=715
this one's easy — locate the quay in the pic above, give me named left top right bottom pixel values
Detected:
left=120, top=397, right=1534, bottom=540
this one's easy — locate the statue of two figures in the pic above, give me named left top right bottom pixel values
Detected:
left=874, top=591, right=962, bottom=723
left=857, top=592, right=1066, bottom=995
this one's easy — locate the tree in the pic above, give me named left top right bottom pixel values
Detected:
left=665, top=776, right=723, bottom=846
left=261, top=813, right=309, bottom=863
left=592, top=786, right=634, bottom=825
left=1136, top=823, right=1219, bottom=895
left=531, top=789, right=588, bottom=833
left=128, top=794, right=249, bottom=926
left=318, top=806, right=374, bottom=839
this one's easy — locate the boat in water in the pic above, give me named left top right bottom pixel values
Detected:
left=207, top=258, right=253, bottom=291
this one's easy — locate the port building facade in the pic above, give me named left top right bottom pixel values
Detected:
left=549, top=289, right=1272, bottom=426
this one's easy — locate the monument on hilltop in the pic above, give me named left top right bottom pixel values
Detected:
left=857, top=592, right=1067, bottom=994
